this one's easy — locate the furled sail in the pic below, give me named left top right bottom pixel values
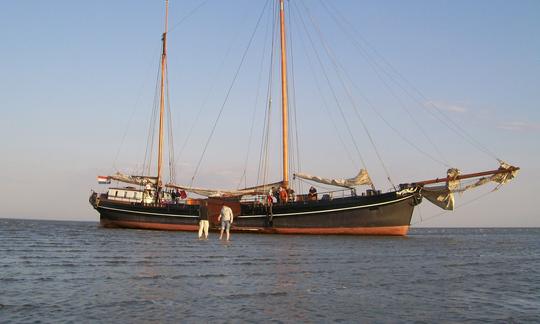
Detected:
left=422, top=168, right=460, bottom=210
left=166, top=181, right=283, bottom=198
left=460, top=161, right=519, bottom=190
left=294, top=169, right=372, bottom=188
left=109, top=172, right=158, bottom=187
left=422, top=162, right=519, bottom=210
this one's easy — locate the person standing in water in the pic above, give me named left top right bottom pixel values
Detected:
left=218, top=204, right=234, bottom=241
left=198, top=200, right=209, bottom=240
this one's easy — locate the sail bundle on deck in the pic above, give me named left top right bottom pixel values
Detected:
left=294, top=169, right=373, bottom=188
left=166, top=181, right=283, bottom=198
left=109, top=172, right=159, bottom=187
left=421, top=162, right=519, bottom=210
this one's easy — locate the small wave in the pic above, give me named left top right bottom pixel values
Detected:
left=131, top=274, right=165, bottom=280
left=225, top=291, right=288, bottom=299
left=198, top=273, right=227, bottom=278
left=0, top=277, right=25, bottom=282
left=103, top=260, right=131, bottom=265
left=171, top=274, right=191, bottom=279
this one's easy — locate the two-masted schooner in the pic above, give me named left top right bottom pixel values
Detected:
left=89, top=0, right=518, bottom=235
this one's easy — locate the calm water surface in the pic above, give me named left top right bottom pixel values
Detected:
left=1, top=219, right=539, bottom=323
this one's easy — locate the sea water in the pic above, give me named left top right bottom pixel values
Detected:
left=0, top=219, right=539, bottom=323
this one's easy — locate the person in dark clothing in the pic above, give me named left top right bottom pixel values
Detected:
left=198, top=200, right=209, bottom=239
left=308, top=186, right=318, bottom=201
left=287, top=188, right=295, bottom=202
left=266, top=190, right=274, bottom=226
left=272, top=187, right=280, bottom=203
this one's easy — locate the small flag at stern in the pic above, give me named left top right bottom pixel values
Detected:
left=97, top=176, right=111, bottom=184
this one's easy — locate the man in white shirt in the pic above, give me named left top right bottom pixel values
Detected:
left=218, top=204, right=234, bottom=241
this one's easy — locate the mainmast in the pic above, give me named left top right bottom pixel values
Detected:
left=157, top=0, right=169, bottom=190
left=279, top=0, right=290, bottom=188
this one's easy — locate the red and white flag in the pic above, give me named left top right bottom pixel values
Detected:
left=97, top=176, right=111, bottom=184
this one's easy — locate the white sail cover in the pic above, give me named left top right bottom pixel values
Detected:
left=109, top=172, right=158, bottom=187
left=422, top=162, right=519, bottom=210
left=294, top=169, right=372, bottom=188
left=166, top=181, right=283, bottom=198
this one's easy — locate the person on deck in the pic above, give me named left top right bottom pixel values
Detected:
left=218, top=204, right=234, bottom=241
left=179, top=189, right=187, bottom=200
left=198, top=201, right=209, bottom=240
left=266, top=190, right=274, bottom=225
left=287, top=188, right=295, bottom=202
left=272, top=187, right=280, bottom=203
left=279, top=186, right=288, bottom=204
left=267, top=190, right=274, bottom=208
left=308, top=186, right=318, bottom=201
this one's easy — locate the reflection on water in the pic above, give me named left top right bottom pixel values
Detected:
left=0, top=219, right=539, bottom=322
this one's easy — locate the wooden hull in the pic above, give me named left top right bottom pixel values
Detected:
left=91, top=191, right=419, bottom=236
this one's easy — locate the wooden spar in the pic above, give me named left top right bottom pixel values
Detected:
left=279, top=0, right=289, bottom=188
left=157, top=0, right=169, bottom=190
left=414, top=167, right=519, bottom=186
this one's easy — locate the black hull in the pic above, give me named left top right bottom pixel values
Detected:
left=91, top=191, right=420, bottom=236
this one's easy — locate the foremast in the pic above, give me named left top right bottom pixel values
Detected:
left=157, top=0, right=169, bottom=193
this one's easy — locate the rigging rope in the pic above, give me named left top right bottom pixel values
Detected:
left=256, top=0, right=279, bottom=190
left=142, top=58, right=163, bottom=177
left=167, top=0, right=210, bottom=34
left=293, top=1, right=373, bottom=187
left=165, top=62, right=176, bottom=183
left=411, top=190, right=496, bottom=226
left=323, top=1, right=500, bottom=162
left=112, top=0, right=208, bottom=180
left=190, top=0, right=271, bottom=187
left=287, top=2, right=303, bottom=194
left=290, top=11, right=358, bottom=170
left=174, top=1, right=257, bottom=177
left=112, top=41, right=162, bottom=175
left=319, top=0, right=451, bottom=168
left=237, top=3, right=273, bottom=190
left=299, top=0, right=394, bottom=190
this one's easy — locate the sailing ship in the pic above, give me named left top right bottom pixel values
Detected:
left=89, top=0, right=518, bottom=235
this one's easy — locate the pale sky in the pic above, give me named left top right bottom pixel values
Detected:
left=0, top=0, right=538, bottom=226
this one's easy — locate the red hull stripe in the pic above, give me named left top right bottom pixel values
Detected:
left=269, top=226, right=409, bottom=236
left=101, top=219, right=409, bottom=236
left=101, top=219, right=199, bottom=231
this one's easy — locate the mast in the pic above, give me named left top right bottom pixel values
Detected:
left=157, top=0, right=169, bottom=190
left=279, top=0, right=289, bottom=188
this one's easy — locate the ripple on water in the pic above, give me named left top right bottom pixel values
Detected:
left=0, top=220, right=539, bottom=322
